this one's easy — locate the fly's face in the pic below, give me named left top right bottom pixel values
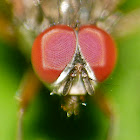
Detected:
left=1, top=1, right=140, bottom=140
left=31, top=24, right=117, bottom=116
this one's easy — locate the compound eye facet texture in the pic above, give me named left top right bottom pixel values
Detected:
left=79, top=25, right=117, bottom=82
left=32, top=25, right=76, bottom=83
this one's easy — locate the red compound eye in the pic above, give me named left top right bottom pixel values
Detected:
left=79, top=25, right=117, bottom=82
left=32, top=24, right=117, bottom=84
left=31, top=25, right=76, bottom=83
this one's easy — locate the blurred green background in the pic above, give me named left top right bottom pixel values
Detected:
left=0, top=0, right=140, bottom=140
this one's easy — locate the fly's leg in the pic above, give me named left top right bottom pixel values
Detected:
left=93, top=90, right=116, bottom=140
left=16, top=68, right=41, bottom=140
